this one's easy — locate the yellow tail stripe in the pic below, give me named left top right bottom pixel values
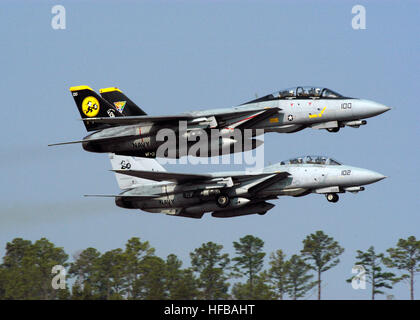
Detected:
left=69, top=85, right=94, bottom=92
left=100, top=87, right=122, bottom=93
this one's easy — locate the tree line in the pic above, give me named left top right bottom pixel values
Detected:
left=0, top=231, right=418, bottom=300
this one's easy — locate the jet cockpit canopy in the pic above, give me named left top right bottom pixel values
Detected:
left=280, top=86, right=343, bottom=99
left=280, top=155, right=341, bottom=166
left=245, top=86, right=345, bottom=104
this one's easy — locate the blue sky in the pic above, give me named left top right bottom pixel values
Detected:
left=1, top=0, right=419, bottom=299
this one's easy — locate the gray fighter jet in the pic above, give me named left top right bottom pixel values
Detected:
left=50, top=86, right=390, bottom=158
left=88, top=154, right=387, bottom=219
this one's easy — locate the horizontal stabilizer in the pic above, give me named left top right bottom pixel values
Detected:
left=48, top=135, right=137, bottom=147
left=84, top=194, right=156, bottom=199
left=112, top=169, right=212, bottom=183
left=48, top=140, right=86, bottom=146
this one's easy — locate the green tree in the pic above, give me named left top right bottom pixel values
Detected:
left=31, top=238, right=69, bottom=299
left=190, top=241, right=230, bottom=299
left=1, top=238, right=69, bottom=299
left=0, top=265, right=6, bottom=299
left=232, top=235, right=266, bottom=299
left=133, top=256, right=167, bottom=299
left=1, top=238, right=33, bottom=299
left=165, top=254, right=198, bottom=299
left=69, top=237, right=157, bottom=300
left=96, top=248, right=126, bottom=299
left=347, top=246, right=395, bottom=300
left=69, top=247, right=101, bottom=299
left=285, top=255, right=315, bottom=300
left=33, top=238, right=69, bottom=299
left=301, top=230, right=344, bottom=300
left=267, top=250, right=289, bottom=300
left=71, top=282, right=86, bottom=300
left=231, top=274, right=273, bottom=300
left=384, top=236, right=420, bottom=300
left=172, top=269, right=199, bottom=299
left=123, top=237, right=155, bottom=299
left=165, top=254, right=183, bottom=297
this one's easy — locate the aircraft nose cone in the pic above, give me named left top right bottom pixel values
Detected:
left=375, top=104, right=391, bottom=115
left=364, top=170, right=387, bottom=184
left=355, top=100, right=391, bottom=118
left=367, top=101, right=391, bottom=117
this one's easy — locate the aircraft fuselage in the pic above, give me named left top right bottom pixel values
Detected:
left=115, top=161, right=386, bottom=218
left=82, top=96, right=389, bottom=158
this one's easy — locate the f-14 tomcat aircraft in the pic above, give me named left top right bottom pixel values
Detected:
left=90, top=154, right=387, bottom=219
left=50, top=86, right=390, bottom=158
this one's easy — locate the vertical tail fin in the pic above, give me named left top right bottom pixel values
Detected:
left=99, top=87, right=147, bottom=116
left=69, top=86, right=122, bottom=132
left=109, top=153, right=166, bottom=189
